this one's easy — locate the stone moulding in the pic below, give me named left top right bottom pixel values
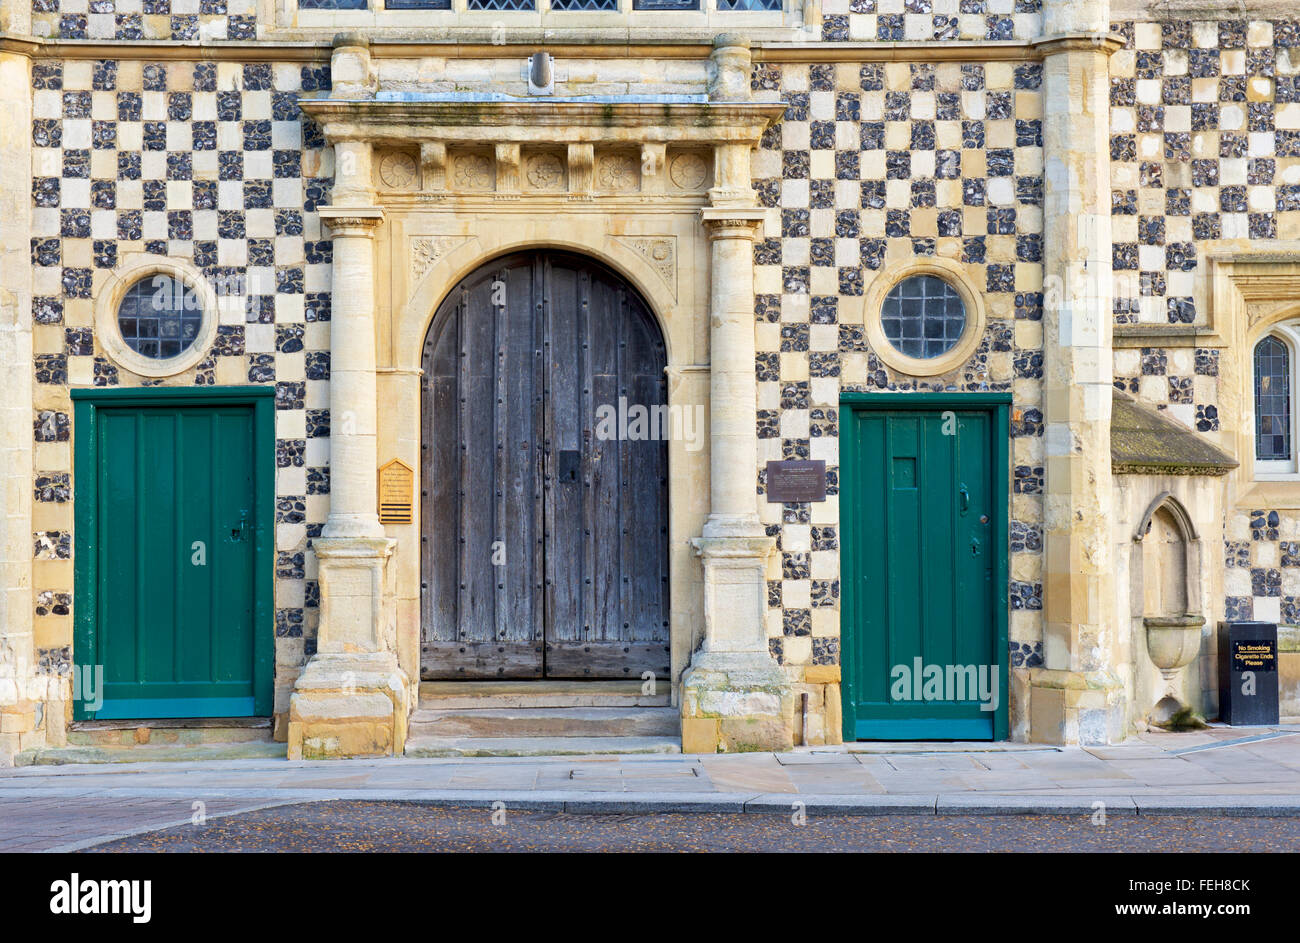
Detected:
left=296, top=98, right=787, bottom=150
left=2, top=36, right=1128, bottom=65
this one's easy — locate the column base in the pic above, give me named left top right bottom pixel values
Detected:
left=1027, top=668, right=1127, bottom=746
left=287, top=652, right=409, bottom=760
left=680, top=652, right=795, bottom=754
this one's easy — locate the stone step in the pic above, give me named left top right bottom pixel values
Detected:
left=418, top=680, right=670, bottom=710
left=404, top=735, right=681, bottom=758
left=66, top=718, right=274, bottom=748
left=410, top=706, right=680, bottom=739
left=15, top=741, right=288, bottom=766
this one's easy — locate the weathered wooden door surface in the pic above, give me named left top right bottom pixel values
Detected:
left=421, top=252, right=670, bottom=679
left=840, top=402, right=1006, bottom=740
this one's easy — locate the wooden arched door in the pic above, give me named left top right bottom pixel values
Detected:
left=421, top=252, right=670, bottom=680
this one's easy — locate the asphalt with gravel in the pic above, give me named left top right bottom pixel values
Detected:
left=79, top=801, right=1300, bottom=852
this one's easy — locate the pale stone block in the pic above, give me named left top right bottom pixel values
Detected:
left=1256, top=597, right=1282, bottom=625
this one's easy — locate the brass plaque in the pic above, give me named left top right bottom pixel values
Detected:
left=765, top=460, right=827, bottom=503
left=378, top=458, right=414, bottom=525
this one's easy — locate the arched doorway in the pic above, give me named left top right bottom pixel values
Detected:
left=421, top=251, right=670, bottom=680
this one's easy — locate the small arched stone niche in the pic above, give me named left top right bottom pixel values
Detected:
left=1132, top=493, right=1207, bottom=713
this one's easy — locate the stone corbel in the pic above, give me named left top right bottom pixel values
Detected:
left=495, top=142, right=521, bottom=200
left=708, top=142, right=758, bottom=209
left=641, top=142, right=666, bottom=196
left=420, top=141, right=446, bottom=193
left=567, top=143, right=594, bottom=201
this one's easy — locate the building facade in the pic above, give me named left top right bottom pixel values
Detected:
left=1, top=0, right=1298, bottom=763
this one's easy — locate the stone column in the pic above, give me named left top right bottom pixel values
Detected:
left=0, top=36, right=36, bottom=765
left=288, top=37, right=408, bottom=760
left=679, top=36, right=793, bottom=754
left=1029, top=0, right=1126, bottom=745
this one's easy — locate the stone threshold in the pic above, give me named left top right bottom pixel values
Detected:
left=68, top=716, right=273, bottom=731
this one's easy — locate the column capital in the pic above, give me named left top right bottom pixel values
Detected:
left=319, top=205, right=384, bottom=237
left=700, top=207, right=766, bottom=241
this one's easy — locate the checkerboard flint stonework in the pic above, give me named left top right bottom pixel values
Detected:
left=23, top=9, right=1299, bottom=707
left=29, top=58, right=334, bottom=708
left=1105, top=19, right=1300, bottom=628
left=749, top=59, right=1047, bottom=673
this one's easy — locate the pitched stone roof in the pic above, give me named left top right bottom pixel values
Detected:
left=1111, top=390, right=1239, bottom=477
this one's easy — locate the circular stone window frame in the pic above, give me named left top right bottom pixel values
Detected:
left=858, top=257, right=986, bottom=378
left=95, top=254, right=221, bottom=379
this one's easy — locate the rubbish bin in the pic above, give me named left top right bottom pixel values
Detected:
left=1217, top=621, right=1280, bottom=725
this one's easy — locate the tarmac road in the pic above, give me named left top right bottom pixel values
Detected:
left=82, top=801, right=1300, bottom=853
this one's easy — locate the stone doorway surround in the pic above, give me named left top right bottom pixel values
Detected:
left=286, top=32, right=791, bottom=758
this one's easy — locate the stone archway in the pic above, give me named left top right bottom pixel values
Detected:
left=419, top=250, right=671, bottom=681
left=288, top=34, right=797, bottom=759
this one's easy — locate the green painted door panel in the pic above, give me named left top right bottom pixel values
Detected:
left=841, top=398, right=1008, bottom=741
left=77, top=395, right=269, bottom=720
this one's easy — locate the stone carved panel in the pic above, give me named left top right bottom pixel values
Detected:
left=523, top=151, right=566, bottom=192
left=411, top=236, right=470, bottom=281
left=668, top=151, right=709, bottom=191
left=596, top=152, right=640, bottom=193
left=450, top=151, right=494, bottom=192
left=615, top=236, right=677, bottom=300
left=377, top=151, right=419, bottom=191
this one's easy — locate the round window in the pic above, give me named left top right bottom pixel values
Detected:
left=116, top=274, right=205, bottom=360
left=880, top=274, right=967, bottom=360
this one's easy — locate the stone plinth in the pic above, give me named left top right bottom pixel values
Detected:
left=1027, top=668, right=1126, bottom=746
left=287, top=653, right=408, bottom=761
left=680, top=535, right=793, bottom=753
left=287, top=530, right=409, bottom=759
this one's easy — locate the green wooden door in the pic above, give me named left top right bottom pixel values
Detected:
left=840, top=396, right=1009, bottom=741
left=74, top=390, right=274, bottom=720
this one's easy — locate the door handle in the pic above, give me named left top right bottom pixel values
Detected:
left=231, top=510, right=250, bottom=542
left=959, top=485, right=969, bottom=514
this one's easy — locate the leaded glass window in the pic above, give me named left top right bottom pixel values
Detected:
left=552, top=0, right=618, bottom=9
left=466, top=0, right=535, bottom=9
left=300, top=0, right=368, bottom=8
left=880, top=275, right=966, bottom=360
left=385, top=0, right=449, bottom=8
left=117, top=274, right=204, bottom=361
left=717, top=0, right=780, bottom=9
left=633, top=0, right=699, bottom=9
left=1256, top=335, right=1291, bottom=462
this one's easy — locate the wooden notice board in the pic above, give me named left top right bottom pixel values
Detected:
left=378, top=458, right=414, bottom=525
